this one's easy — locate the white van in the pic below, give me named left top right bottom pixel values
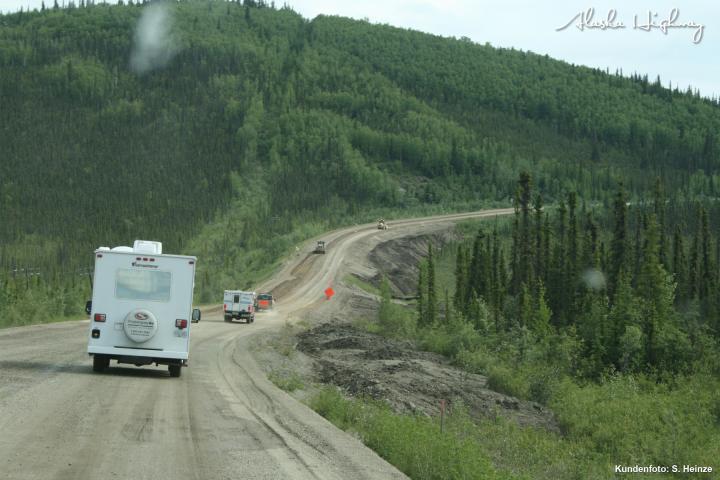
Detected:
left=223, top=290, right=256, bottom=323
left=86, top=240, right=200, bottom=377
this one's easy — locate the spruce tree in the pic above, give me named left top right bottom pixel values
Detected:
left=688, top=212, right=700, bottom=299
left=566, top=191, right=579, bottom=320
left=491, top=226, right=504, bottom=331
left=417, top=260, right=428, bottom=326
left=653, top=177, right=668, bottom=269
left=534, top=193, right=544, bottom=284
left=548, top=200, right=567, bottom=326
left=427, top=243, right=437, bottom=325
left=444, top=288, right=452, bottom=325
left=517, top=172, right=534, bottom=288
left=609, top=184, right=628, bottom=300
left=467, top=229, right=486, bottom=304
left=636, top=215, right=675, bottom=368
left=608, top=271, right=642, bottom=370
left=567, top=191, right=579, bottom=277
left=672, top=225, right=687, bottom=303
left=699, top=207, right=718, bottom=330
left=511, top=172, right=534, bottom=294
left=510, top=206, right=520, bottom=294
left=543, top=213, right=551, bottom=286
left=699, top=207, right=713, bottom=300
left=453, top=244, right=468, bottom=312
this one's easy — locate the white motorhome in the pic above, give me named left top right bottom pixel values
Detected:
left=86, top=240, right=200, bottom=377
left=223, top=290, right=256, bottom=323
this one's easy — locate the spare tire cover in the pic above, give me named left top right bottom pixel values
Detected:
left=123, top=309, right=158, bottom=343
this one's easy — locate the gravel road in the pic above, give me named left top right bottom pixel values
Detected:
left=0, top=208, right=512, bottom=480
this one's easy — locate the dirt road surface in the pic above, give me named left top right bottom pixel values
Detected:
left=0, top=208, right=512, bottom=480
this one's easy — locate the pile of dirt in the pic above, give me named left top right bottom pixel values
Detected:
left=297, top=323, right=560, bottom=433
left=367, top=231, right=458, bottom=298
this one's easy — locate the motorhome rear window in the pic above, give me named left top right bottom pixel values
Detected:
left=240, top=294, right=254, bottom=303
left=115, top=269, right=172, bottom=302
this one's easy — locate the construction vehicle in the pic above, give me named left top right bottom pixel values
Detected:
left=313, top=241, right=326, bottom=254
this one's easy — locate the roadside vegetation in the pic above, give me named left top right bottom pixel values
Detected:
left=315, top=173, right=720, bottom=478
left=268, top=370, right=305, bottom=392
left=311, top=387, right=515, bottom=480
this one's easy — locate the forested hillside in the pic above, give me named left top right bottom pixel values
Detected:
left=0, top=0, right=719, bottom=323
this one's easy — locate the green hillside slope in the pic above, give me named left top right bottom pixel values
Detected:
left=0, top=0, right=718, bottom=321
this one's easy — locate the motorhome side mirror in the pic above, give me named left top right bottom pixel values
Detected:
left=191, top=308, right=201, bottom=323
left=85, top=300, right=92, bottom=316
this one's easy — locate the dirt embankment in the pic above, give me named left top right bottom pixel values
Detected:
left=296, top=322, right=559, bottom=433
left=366, top=231, right=458, bottom=298
left=260, top=229, right=560, bottom=434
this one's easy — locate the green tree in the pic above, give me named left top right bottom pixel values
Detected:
left=534, top=193, right=545, bottom=283
left=609, top=184, right=628, bottom=300
left=417, top=259, right=428, bottom=326
left=426, top=243, right=437, bottom=325
left=467, top=229, right=487, bottom=304
left=511, top=172, right=533, bottom=294
left=672, top=225, right=688, bottom=303
left=608, top=271, right=642, bottom=370
left=453, top=244, right=468, bottom=311
left=636, top=215, right=676, bottom=369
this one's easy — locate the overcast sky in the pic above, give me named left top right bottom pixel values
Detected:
left=1, top=0, right=717, bottom=98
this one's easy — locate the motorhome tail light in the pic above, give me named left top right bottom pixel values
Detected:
left=248, top=305, right=253, bottom=312
left=176, top=319, right=188, bottom=329
left=223, top=304, right=227, bottom=311
left=94, top=313, right=106, bottom=322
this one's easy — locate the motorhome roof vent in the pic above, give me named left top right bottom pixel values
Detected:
left=111, top=246, right=134, bottom=252
left=133, top=240, right=162, bottom=255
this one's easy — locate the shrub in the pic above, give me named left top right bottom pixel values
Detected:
left=486, top=365, right=529, bottom=399
left=551, top=374, right=720, bottom=468
left=309, top=387, right=509, bottom=480
left=378, top=277, right=417, bottom=338
left=268, top=370, right=305, bottom=392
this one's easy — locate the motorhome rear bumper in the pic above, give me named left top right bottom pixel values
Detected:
left=88, top=345, right=188, bottom=360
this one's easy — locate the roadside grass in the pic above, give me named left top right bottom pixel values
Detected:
left=0, top=311, right=86, bottom=329
left=343, top=274, right=381, bottom=296
left=268, top=370, right=305, bottom=392
left=385, top=313, right=720, bottom=478
left=309, top=387, right=515, bottom=480
left=351, top=317, right=381, bottom=335
left=0, top=283, right=90, bottom=329
left=267, top=320, right=300, bottom=358
left=551, top=374, right=720, bottom=472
